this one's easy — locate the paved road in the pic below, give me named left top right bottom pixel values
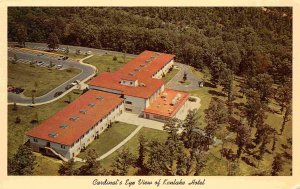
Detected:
left=8, top=48, right=96, bottom=104
left=166, top=63, right=201, bottom=91
left=11, top=42, right=137, bottom=58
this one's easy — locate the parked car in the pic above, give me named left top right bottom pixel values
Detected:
left=54, top=91, right=63, bottom=98
left=56, top=65, right=63, bottom=69
left=62, top=56, right=69, bottom=60
left=65, top=84, right=73, bottom=90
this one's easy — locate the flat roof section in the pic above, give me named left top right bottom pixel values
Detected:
left=143, top=89, right=190, bottom=118
left=26, top=90, right=124, bottom=146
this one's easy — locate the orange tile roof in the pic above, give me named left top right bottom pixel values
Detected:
left=143, top=89, right=190, bottom=117
left=26, top=90, right=123, bottom=146
left=88, top=50, right=175, bottom=99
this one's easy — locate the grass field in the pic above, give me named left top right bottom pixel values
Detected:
left=100, top=128, right=168, bottom=172
left=8, top=62, right=81, bottom=97
left=7, top=91, right=82, bottom=158
left=83, top=54, right=134, bottom=73
left=77, top=122, right=137, bottom=159
left=56, top=52, right=87, bottom=60
left=162, top=68, right=179, bottom=82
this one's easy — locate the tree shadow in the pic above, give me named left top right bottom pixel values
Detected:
left=241, top=156, right=257, bottom=168
left=204, top=81, right=215, bottom=88
left=208, top=90, right=226, bottom=97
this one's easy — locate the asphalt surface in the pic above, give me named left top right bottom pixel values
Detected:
left=165, top=63, right=202, bottom=91
left=17, top=42, right=137, bottom=58
left=8, top=47, right=95, bottom=104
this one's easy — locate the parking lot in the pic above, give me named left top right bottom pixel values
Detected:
left=8, top=47, right=96, bottom=104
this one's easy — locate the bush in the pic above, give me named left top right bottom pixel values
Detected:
left=113, top=56, right=117, bottom=61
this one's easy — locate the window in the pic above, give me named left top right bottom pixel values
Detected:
left=61, top=145, right=66, bottom=149
left=125, top=101, right=132, bottom=105
left=130, top=82, right=133, bottom=85
left=33, top=138, right=38, bottom=143
left=125, top=108, right=132, bottom=112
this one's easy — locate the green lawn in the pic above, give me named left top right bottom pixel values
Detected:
left=7, top=91, right=82, bottom=158
left=100, top=128, right=168, bottom=171
left=56, top=52, right=87, bottom=60
left=83, top=54, right=134, bottom=73
left=162, top=68, right=179, bottom=82
left=77, top=122, right=137, bottom=159
left=32, top=153, right=62, bottom=176
left=8, top=62, right=81, bottom=97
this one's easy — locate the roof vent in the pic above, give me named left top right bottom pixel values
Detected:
left=69, top=116, right=79, bottom=121
left=48, top=132, right=58, bottom=138
left=134, top=68, right=141, bottom=72
left=139, top=82, right=146, bottom=87
left=60, top=124, right=68, bottom=129
left=140, top=64, right=146, bottom=67
left=155, top=52, right=161, bottom=56
left=96, top=96, right=104, bottom=100
left=145, top=59, right=151, bottom=63
left=80, top=109, right=88, bottom=114
left=88, top=102, right=95, bottom=107
left=128, top=72, right=135, bottom=76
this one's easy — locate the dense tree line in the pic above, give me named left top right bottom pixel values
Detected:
left=8, top=7, right=292, bottom=82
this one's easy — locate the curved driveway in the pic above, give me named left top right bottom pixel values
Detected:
left=8, top=49, right=96, bottom=105
left=165, top=63, right=201, bottom=91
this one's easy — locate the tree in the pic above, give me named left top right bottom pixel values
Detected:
left=15, top=116, right=21, bottom=124
left=58, top=158, right=76, bottom=175
left=271, top=154, right=284, bottom=176
left=280, top=103, right=291, bottom=135
left=163, top=118, right=181, bottom=142
left=12, top=102, right=18, bottom=111
left=183, top=72, right=187, bottom=82
left=209, top=57, right=227, bottom=87
left=181, top=109, right=200, bottom=148
left=146, top=141, right=170, bottom=175
left=34, top=81, right=38, bottom=91
left=16, top=24, right=28, bottom=47
left=219, top=68, right=234, bottom=115
left=244, top=89, right=265, bottom=128
left=276, top=78, right=292, bottom=114
left=8, top=143, right=36, bottom=175
left=136, top=135, right=147, bottom=174
left=246, top=73, right=273, bottom=103
left=31, top=89, right=36, bottom=104
left=111, top=148, right=136, bottom=175
left=228, top=117, right=252, bottom=158
left=204, top=97, right=228, bottom=138
left=78, top=149, right=103, bottom=175
left=47, top=32, right=59, bottom=50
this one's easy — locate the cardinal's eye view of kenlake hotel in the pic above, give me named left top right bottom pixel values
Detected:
left=26, top=50, right=197, bottom=161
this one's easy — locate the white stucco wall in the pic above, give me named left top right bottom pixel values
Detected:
left=152, top=59, right=174, bottom=79
left=124, top=95, right=147, bottom=114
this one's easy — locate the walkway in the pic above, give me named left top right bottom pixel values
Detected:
left=116, top=113, right=165, bottom=130
left=165, top=63, right=201, bottom=91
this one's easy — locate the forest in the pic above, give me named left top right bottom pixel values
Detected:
left=7, top=7, right=292, bottom=176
